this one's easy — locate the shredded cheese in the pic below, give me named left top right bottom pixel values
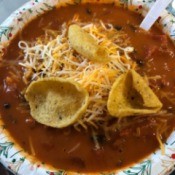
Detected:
left=18, top=17, right=135, bottom=129
left=29, top=137, right=36, bottom=156
left=156, top=133, right=165, bottom=155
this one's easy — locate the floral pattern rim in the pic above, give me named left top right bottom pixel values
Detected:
left=0, top=0, right=175, bottom=175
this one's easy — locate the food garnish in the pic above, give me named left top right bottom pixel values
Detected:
left=25, top=77, right=89, bottom=128
left=68, top=24, right=110, bottom=63
left=107, top=69, right=162, bottom=117
left=19, top=20, right=135, bottom=129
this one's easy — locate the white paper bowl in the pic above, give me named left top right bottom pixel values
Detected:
left=0, top=0, right=175, bottom=175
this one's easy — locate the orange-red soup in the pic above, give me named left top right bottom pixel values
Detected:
left=0, top=3, right=175, bottom=173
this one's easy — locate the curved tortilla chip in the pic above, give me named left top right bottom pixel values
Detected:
left=25, top=77, right=89, bottom=128
left=107, top=70, right=162, bottom=117
left=68, top=24, right=110, bottom=63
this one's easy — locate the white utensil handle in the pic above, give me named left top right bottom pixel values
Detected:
left=140, top=0, right=172, bottom=31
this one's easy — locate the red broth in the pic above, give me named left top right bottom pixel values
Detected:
left=0, top=4, right=175, bottom=173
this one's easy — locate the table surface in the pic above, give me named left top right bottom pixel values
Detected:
left=0, top=0, right=175, bottom=175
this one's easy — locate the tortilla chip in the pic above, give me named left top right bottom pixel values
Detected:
left=107, top=70, right=162, bottom=117
left=68, top=24, right=110, bottom=63
left=25, top=77, right=89, bottom=128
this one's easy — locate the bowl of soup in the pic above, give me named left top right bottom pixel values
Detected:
left=0, top=0, right=175, bottom=174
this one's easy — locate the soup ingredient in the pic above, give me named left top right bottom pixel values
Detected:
left=19, top=20, right=135, bottom=129
left=68, top=24, right=110, bottom=62
left=107, top=69, right=162, bottom=117
left=25, top=77, right=89, bottom=128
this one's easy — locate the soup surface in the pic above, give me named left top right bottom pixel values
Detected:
left=0, top=3, right=175, bottom=173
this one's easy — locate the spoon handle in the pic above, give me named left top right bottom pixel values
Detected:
left=140, top=0, right=172, bottom=31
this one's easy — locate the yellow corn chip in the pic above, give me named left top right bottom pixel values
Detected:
left=107, top=70, right=162, bottom=117
left=25, top=77, right=89, bottom=128
left=68, top=24, right=110, bottom=63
